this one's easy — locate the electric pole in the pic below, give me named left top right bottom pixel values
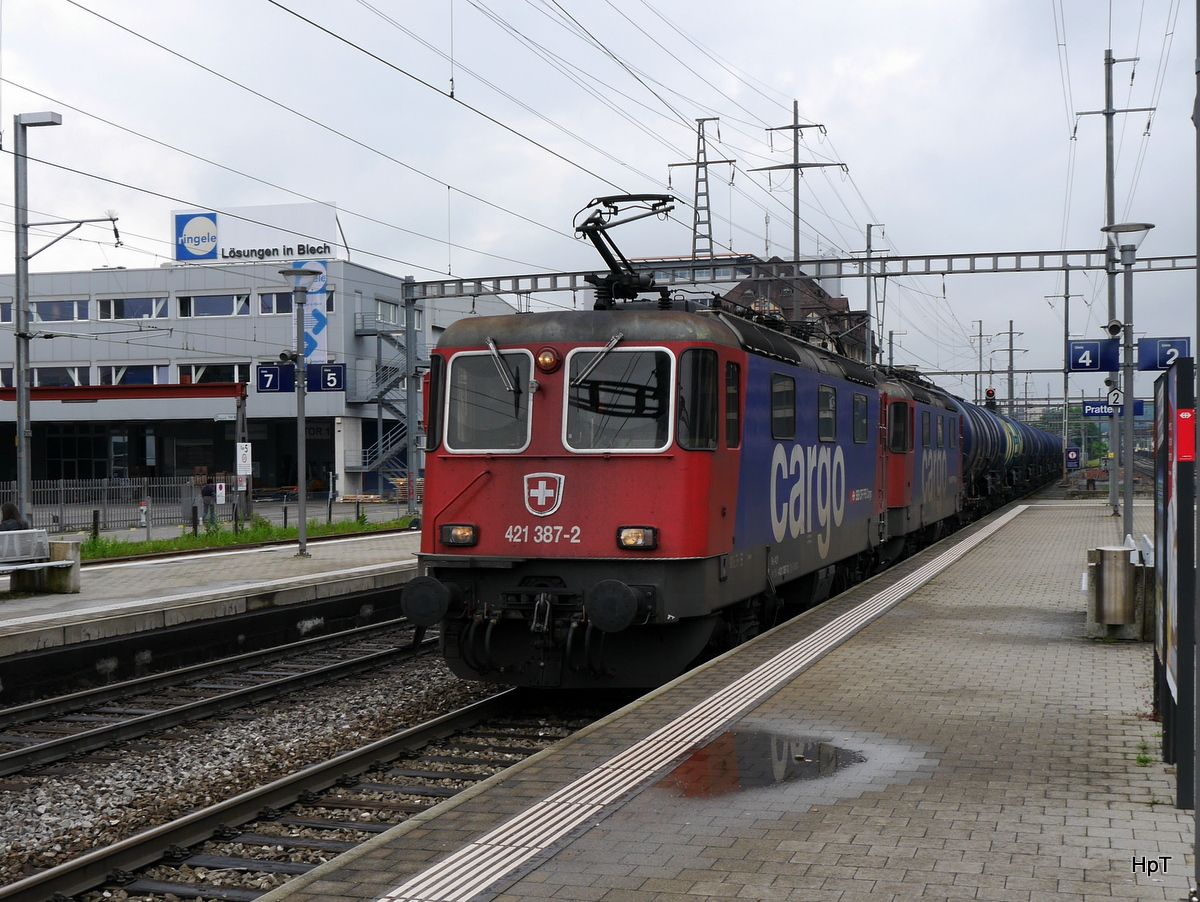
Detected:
left=1048, top=273, right=1082, bottom=482
left=669, top=118, right=734, bottom=261
left=751, top=102, right=845, bottom=261
left=865, top=224, right=885, bottom=366
left=1076, top=49, right=1153, bottom=514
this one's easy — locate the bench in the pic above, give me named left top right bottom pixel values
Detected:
left=0, top=529, right=81, bottom=594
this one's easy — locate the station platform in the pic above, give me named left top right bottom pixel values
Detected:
left=0, top=530, right=422, bottom=658
left=252, top=493, right=1194, bottom=902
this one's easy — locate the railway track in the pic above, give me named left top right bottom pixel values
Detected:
left=1, top=689, right=611, bottom=902
left=0, top=618, right=431, bottom=777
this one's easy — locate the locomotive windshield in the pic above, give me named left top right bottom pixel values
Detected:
left=445, top=350, right=532, bottom=451
left=565, top=349, right=672, bottom=451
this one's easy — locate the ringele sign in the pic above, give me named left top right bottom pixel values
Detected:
left=172, top=202, right=341, bottom=263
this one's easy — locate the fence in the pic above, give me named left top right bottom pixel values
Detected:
left=0, top=477, right=196, bottom=532
left=0, top=478, right=418, bottom=535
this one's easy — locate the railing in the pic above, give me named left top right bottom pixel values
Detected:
left=0, top=477, right=198, bottom=533
left=345, top=425, right=409, bottom=471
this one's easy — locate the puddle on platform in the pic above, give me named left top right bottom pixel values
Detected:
left=657, top=730, right=866, bottom=798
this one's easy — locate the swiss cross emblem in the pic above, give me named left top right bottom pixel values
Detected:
left=524, top=472, right=564, bottom=517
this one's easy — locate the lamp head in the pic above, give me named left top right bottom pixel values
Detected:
left=15, top=111, right=62, bottom=128
left=1101, top=222, right=1155, bottom=251
left=279, top=265, right=324, bottom=292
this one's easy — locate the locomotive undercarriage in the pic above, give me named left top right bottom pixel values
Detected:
left=408, top=556, right=735, bottom=689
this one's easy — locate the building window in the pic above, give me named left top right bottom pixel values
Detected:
left=376, top=299, right=399, bottom=325
left=100, top=364, right=169, bottom=385
left=262, top=290, right=334, bottom=314
left=179, top=363, right=252, bottom=384
left=260, top=292, right=293, bottom=315
left=0, top=301, right=10, bottom=323
left=33, top=366, right=90, bottom=387
left=817, top=385, right=837, bottom=442
left=32, top=299, right=89, bottom=322
left=46, top=423, right=111, bottom=480
left=179, top=294, right=249, bottom=317
left=0, top=367, right=10, bottom=388
left=99, top=297, right=168, bottom=320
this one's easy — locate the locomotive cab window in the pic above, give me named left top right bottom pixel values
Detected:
left=817, top=385, right=836, bottom=441
left=771, top=374, right=795, bottom=440
left=445, top=349, right=532, bottom=452
left=565, top=348, right=671, bottom=452
left=677, top=348, right=719, bottom=450
left=888, top=401, right=910, bottom=453
left=725, top=362, right=741, bottom=449
left=425, top=355, right=445, bottom=452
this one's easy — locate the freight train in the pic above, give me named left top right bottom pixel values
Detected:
left=401, top=196, right=1061, bottom=689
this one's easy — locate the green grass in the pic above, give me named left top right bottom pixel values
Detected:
left=80, top=515, right=417, bottom=561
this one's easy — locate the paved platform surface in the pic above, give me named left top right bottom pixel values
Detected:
left=255, top=495, right=1195, bottom=902
left=0, top=530, right=422, bottom=656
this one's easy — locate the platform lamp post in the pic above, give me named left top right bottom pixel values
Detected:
left=1101, top=221, right=1153, bottom=545
left=280, top=266, right=323, bottom=557
left=14, top=111, right=62, bottom=519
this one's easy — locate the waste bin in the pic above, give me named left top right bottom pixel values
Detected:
left=1093, top=546, right=1135, bottom=625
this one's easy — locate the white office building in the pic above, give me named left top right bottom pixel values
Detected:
left=0, top=204, right=514, bottom=496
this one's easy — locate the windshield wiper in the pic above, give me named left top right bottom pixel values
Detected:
left=571, top=333, right=624, bottom=387
left=486, top=337, right=518, bottom=394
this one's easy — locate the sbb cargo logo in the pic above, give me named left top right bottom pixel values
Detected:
left=175, top=212, right=218, bottom=260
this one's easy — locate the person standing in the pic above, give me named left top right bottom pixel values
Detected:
left=201, top=478, right=217, bottom=527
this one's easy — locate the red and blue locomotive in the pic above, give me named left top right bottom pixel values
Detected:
left=401, top=197, right=1061, bottom=689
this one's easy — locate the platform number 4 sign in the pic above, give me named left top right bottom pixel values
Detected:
left=1068, top=339, right=1120, bottom=372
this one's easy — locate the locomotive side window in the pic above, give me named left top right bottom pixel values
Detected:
left=445, top=350, right=532, bottom=452
left=950, top=416, right=958, bottom=448
left=888, top=401, right=909, bottom=453
left=725, top=362, right=741, bottom=449
left=937, top=415, right=944, bottom=447
left=565, top=349, right=671, bottom=451
left=677, top=349, right=719, bottom=450
left=852, top=393, right=868, bottom=443
left=771, top=374, right=795, bottom=440
left=425, top=354, right=445, bottom=452
left=817, top=385, right=837, bottom=441
left=921, top=410, right=931, bottom=447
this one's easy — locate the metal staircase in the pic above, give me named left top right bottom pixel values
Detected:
left=347, top=313, right=425, bottom=485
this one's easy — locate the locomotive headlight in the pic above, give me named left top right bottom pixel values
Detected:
left=617, top=527, right=658, bottom=550
left=440, top=524, right=478, bottom=546
left=535, top=347, right=562, bottom=373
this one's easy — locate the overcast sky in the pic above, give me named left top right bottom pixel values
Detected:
left=2, top=0, right=1194, bottom=405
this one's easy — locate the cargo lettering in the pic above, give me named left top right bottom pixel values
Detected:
left=921, top=448, right=948, bottom=503
left=769, top=443, right=846, bottom=557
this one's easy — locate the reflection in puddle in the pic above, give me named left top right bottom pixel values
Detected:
left=658, top=730, right=866, bottom=798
